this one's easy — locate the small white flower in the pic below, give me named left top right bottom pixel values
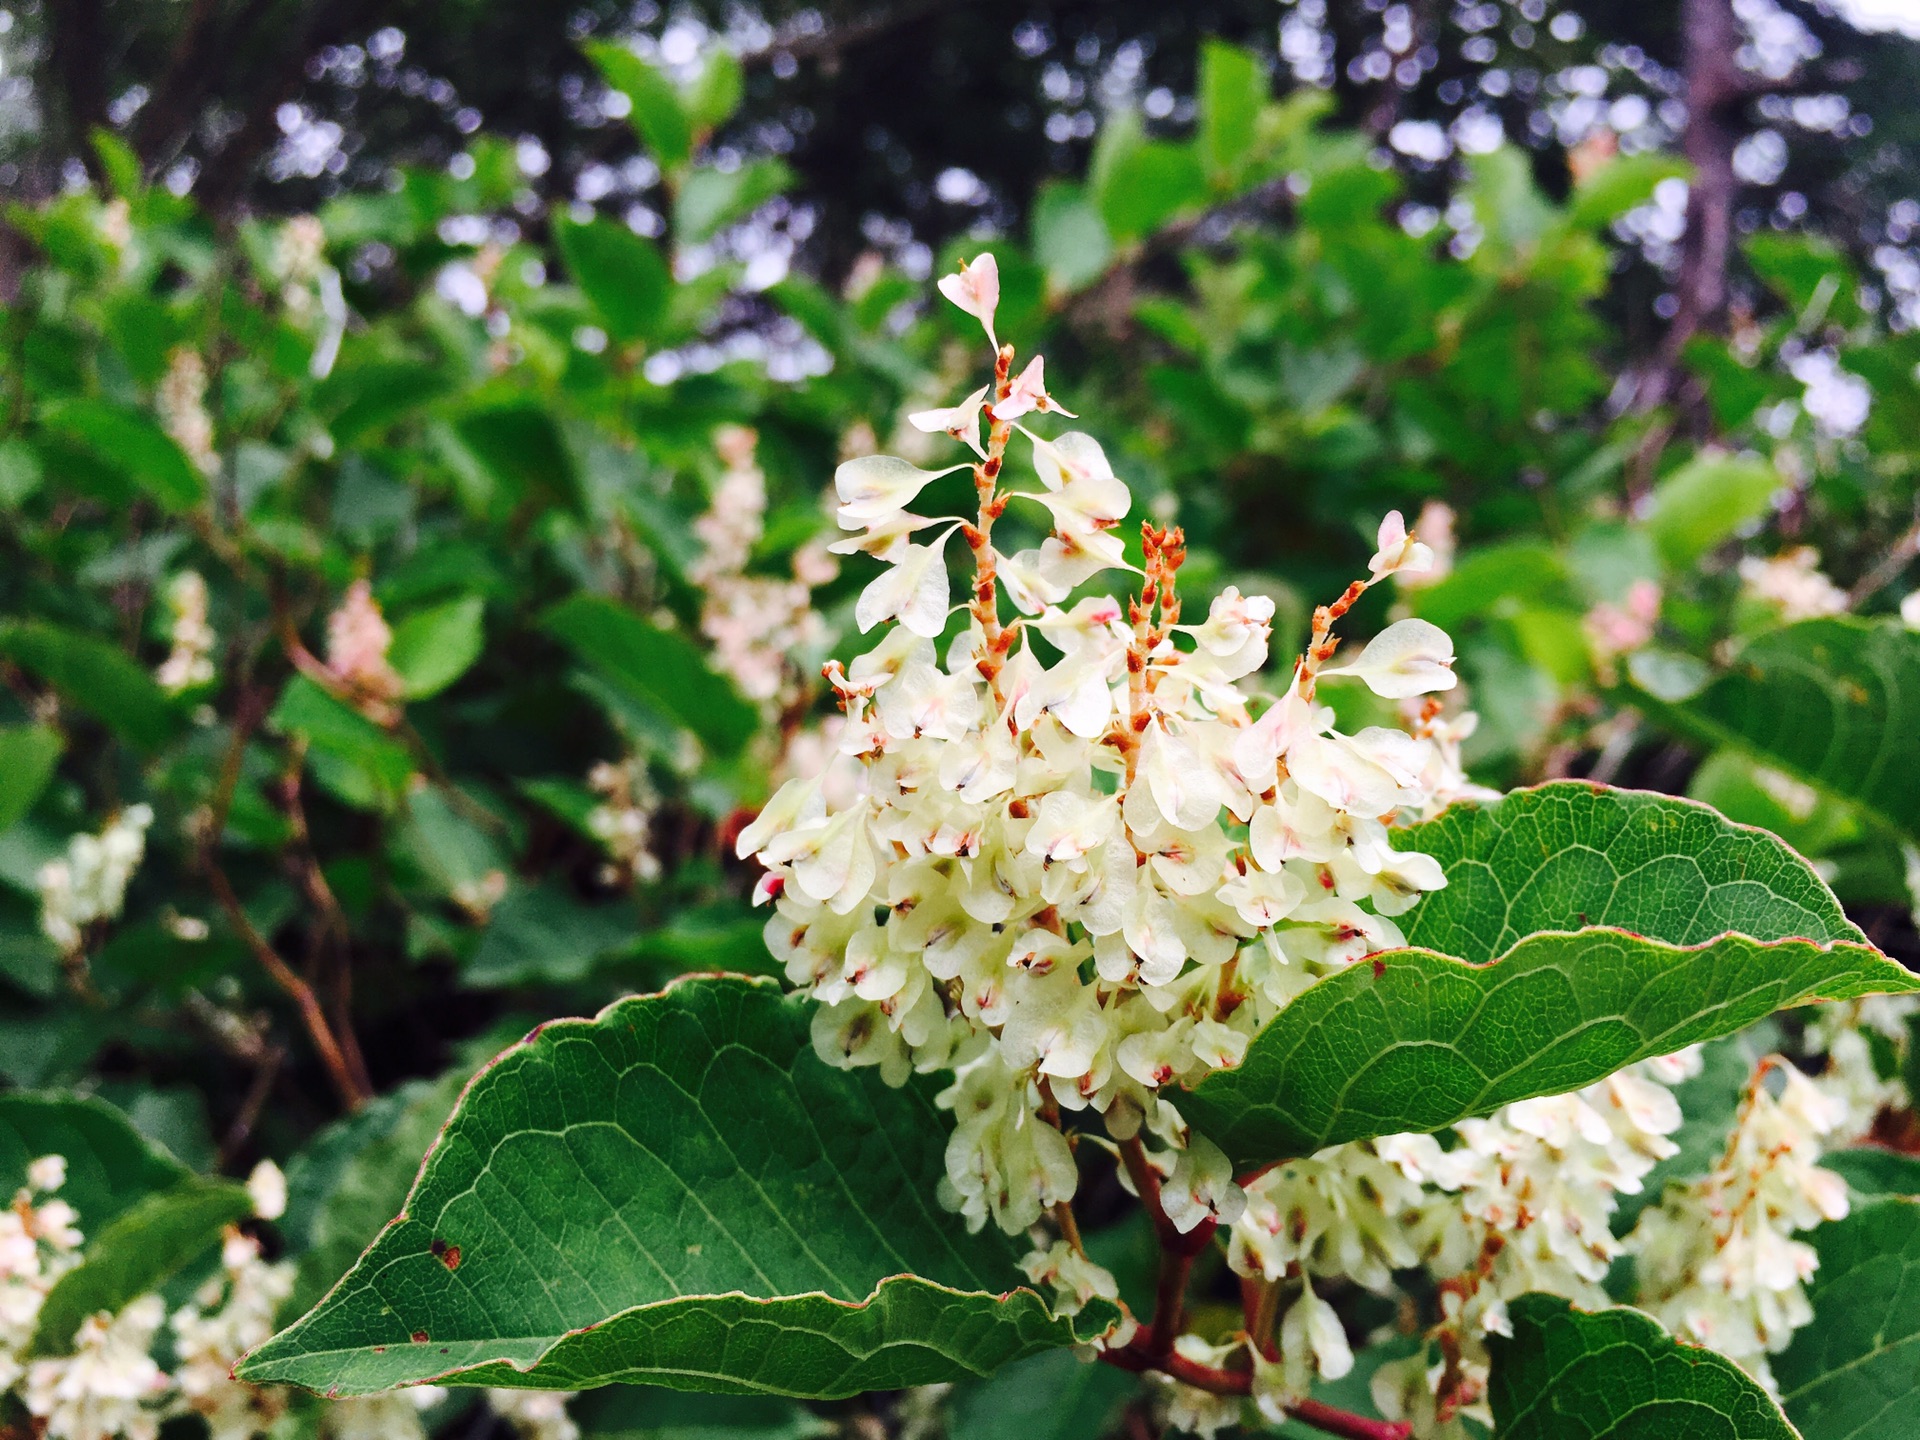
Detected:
left=245, top=1160, right=287, bottom=1221
left=1161, top=1134, right=1246, bottom=1233
left=937, top=253, right=1001, bottom=349
left=1320, top=618, right=1458, bottom=699
left=991, top=355, right=1076, bottom=422
left=908, top=385, right=991, bottom=458
left=1367, top=509, right=1434, bottom=580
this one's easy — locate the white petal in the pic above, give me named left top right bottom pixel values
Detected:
left=1320, top=618, right=1458, bottom=699
left=855, top=536, right=954, bottom=637
left=835, top=455, right=968, bottom=526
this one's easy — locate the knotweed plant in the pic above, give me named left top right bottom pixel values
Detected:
left=191, top=257, right=1920, bottom=1440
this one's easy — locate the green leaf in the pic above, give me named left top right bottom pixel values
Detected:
left=286, top=1071, right=468, bottom=1317
left=556, top=217, right=672, bottom=342
left=237, top=976, right=1109, bottom=1398
left=1644, top=452, right=1779, bottom=570
left=1776, top=1196, right=1920, bottom=1438
left=464, top=881, right=634, bottom=987
left=685, top=51, right=745, bottom=134
left=1197, top=41, right=1266, bottom=181
left=1395, top=782, right=1864, bottom=961
left=0, top=724, right=63, bottom=832
left=542, top=594, right=759, bottom=756
left=1821, top=1147, right=1920, bottom=1198
left=1489, top=1294, right=1795, bottom=1439
left=0, top=1092, right=191, bottom=1233
left=33, top=1178, right=250, bottom=1353
left=587, top=42, right=693, bottom=171
left=451, top=405, right=582, bottom=516
left=388, top=596, right=486, bottom=700
left=1095, top=138, right=1207, bottom=242
left=1184, top=928, right=1910, bottom=1169
left=1031, top=183, right=1113, bottom=292
left=0, top=620, right=178, bottom=750
left=268, top=675, right=414, bottom=804
left=1182, top=784, right=1901, bottom=1169
left=0, top=436, right=45, bottom=506
left=40, top=398, right=207, bottom=512
left=1566, top=154, right=1691, bottom=230
left=675, top=159, right=793, bottom=245
left=1631, top=618, right=1920, bottom=843
left=570, top=1385, right=824, bottom=1440
left=947, top=1348, right=1135, bottom=1440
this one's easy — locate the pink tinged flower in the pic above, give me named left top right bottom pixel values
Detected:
left=1219, top=866, right=1307, bottom=928
left=855, top=532, right=954, bottom=637
left=1319, top=618, right=1458, bottom=699
left=1367, top=509, right=1435, bottom=580
left=991, top=355, right=1077, bottom=422
left=1286, top=731, right=1406, bottom=817
left=835, top=454, right=969, bottom=527
left=1025, top=791, right=1119, bottom=866
left=907, top=385, right=991, bottom=458
left=937, top=252, right=1001, bottom=349
left=1233, top=691, right=1315, bottom=782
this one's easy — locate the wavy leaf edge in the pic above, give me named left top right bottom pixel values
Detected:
left=237, top=972, right=1112, bottom=1397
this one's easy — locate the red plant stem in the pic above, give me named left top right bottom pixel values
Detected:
left=1285, top=1400, right=1412, bottom=1440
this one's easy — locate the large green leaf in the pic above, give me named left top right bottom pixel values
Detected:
left=0, top=620, right=179, bottom=751
left=587, top=42, right=693, bottom=171
left=1630, top=618, right=1920, bottom=841
left=285, top=1070, right=468, bottom=1317
left=0, top=1093, right=190, bottom=1233
left=1183, top=929, right=1910, bottom=1169
left=1776, top=1196, right=1920, bottom=1438
left=33, top=1178, right=250, bottom=1352
left=1397, top=783, right=1863, bottom=962
left=1644, top=451, right=1779, bottom=569
left=1821, top=1147, right=1920, bottom=1198
left=40, top=397, right=207, bottom=512
left=555, top=216, right=672, bottom=342
left=238, top=976, right=1106, bottom=1398
left=1489, top=1294, right=1795, bottom=1439
left=1182, top=784, right=1900, bottom=1169
left=542, top=594, right=759, bottom=757
left=0, top=723, right=64, bottom=832
left=388, top=595, right=486, bottom=700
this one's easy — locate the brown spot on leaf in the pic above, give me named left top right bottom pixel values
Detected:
left=411, top=1331, right=429, bottom=1344
left=430, top=1238, right=462, bottom=1271
left=1371, top=958, right=1386, bottom=978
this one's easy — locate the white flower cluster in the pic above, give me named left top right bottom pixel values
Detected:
left=166, top=1230, right=295, bottom=1440
left=1, top=1155, right=85, bottom=1392
left=739, top=255, right=1480, bottom=1294
left=487, top=1388, right=582, bottom=1440
left=1630, top=1059, right=1850, bottom=1393
left=157, top=348, right=217, bottom=477
left=1, top=1154, right=578, bottom=1440
left=587, top=758, right=664, bottom=886
left=1803, top=993, right=1917, bottom=1139
left=38, top=805, right=155, bottom=954
left=691, top=424, right=835, bottom=708
left=1357, top=1053, right=1697, bottom=1429
left=324, top=578, right=404, bottom=722
left=156, top=571, right=217, bottom=694
left=1737, top=547, right=1849, bottom=621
